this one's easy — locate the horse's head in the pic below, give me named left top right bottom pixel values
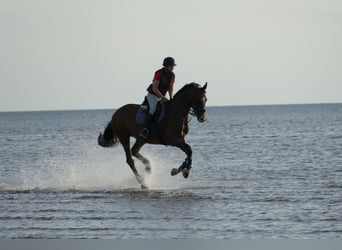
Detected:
left=191, top=82, right=208, bottom=123
left=173, top=82, right=208, bottom=122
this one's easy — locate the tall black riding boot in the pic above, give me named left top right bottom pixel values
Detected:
left=139, top=113, right=154, bottom=138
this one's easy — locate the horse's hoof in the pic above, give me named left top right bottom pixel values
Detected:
left=182, top=168, right=190, bottom=178
left=145, top=166, right=152, bottom=175
left=171, top=168, right=179, bottom=176
left=136, top=175, right=148, bottom=188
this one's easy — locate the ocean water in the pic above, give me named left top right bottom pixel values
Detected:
left=0, top=104, right=341, bottom=239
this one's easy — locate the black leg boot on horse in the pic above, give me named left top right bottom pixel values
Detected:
left=139, top=113, right=154, bottom=139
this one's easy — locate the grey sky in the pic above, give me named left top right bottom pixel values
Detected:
left=1, top=0, right=341, bottom=111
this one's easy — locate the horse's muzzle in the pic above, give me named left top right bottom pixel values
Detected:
left=197, top=112, right=207, bottom=123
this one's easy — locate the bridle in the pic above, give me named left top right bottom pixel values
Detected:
left=190, top=106, right=206, bottom=117
left=191, top=91, right=207, bottom=118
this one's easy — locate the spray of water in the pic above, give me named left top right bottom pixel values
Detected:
left=4, top=145, right=192, bottom=192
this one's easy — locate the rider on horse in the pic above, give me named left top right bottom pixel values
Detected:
left=139, top=57, right=176, bottom=138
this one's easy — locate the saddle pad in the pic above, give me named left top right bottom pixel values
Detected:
left=136, top=107, right=147, bottom=124
left=136, top=105, right=165, bottom=125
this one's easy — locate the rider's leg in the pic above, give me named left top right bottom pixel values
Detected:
left=139, top=93, right=159, bottom=138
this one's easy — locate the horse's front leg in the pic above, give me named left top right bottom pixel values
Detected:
left=171, top=142, right=192, bottom=178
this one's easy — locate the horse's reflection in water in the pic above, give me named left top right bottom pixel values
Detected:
left=98, top=82, right=208, bottom=189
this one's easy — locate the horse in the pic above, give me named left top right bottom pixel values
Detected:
left=98, top=82, right=208, bottom=189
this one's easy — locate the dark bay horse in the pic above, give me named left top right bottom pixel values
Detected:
left=98, top=82, right=208, bottom=189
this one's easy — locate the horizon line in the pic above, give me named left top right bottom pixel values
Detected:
left=1, top=101, right=341, bottom=113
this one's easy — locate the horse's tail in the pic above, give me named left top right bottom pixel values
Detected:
left=98, top=122, right=119, bottom=147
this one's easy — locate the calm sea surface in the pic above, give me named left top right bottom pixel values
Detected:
left=0, top=104, right=341, bottom=238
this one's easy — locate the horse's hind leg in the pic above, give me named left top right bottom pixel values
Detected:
left=132, top=140, right=152, bottom=174
left=119, top=134, right=148, bottom=189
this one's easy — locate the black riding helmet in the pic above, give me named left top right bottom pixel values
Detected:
left=163, top=57, right=176, bottom=67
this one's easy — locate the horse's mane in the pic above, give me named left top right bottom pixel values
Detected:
left=173, top=82, right=201, bottom=99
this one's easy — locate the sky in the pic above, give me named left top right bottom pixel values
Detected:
left=0, top=0, right=342, bottom=111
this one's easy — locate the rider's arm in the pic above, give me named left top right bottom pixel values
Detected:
left=168, top=78, right=175, bottom=99
left=152, top=80, right=164, bottom=99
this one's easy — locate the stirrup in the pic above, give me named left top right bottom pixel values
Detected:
left=139, top=128, right=149, bottom=138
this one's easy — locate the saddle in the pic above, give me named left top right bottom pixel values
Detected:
left=135, top=97, right=166, bottom=125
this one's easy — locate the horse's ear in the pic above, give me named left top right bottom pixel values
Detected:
left=202, top=82, right=207, bottom=91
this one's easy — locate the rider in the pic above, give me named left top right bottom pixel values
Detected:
left=139, top=57, right=176, bottom=138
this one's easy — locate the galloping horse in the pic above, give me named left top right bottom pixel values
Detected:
left=98, top=82, right=208, bottom=189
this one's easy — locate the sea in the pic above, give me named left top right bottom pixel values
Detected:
left=0, top=104, right=341, bottom=239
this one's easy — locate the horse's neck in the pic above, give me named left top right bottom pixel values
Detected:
left=162, top=92, right=191, bottom=138
left=169, top=95, right=191, bottom=119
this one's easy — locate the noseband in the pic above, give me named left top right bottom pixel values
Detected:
left=189, top=105, right=206, bottom=117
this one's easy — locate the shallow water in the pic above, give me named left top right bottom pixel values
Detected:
left=0, top=104, right=342, bottom=238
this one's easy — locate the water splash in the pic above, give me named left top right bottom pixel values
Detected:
left=2, top=147, right=193, bottom=192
